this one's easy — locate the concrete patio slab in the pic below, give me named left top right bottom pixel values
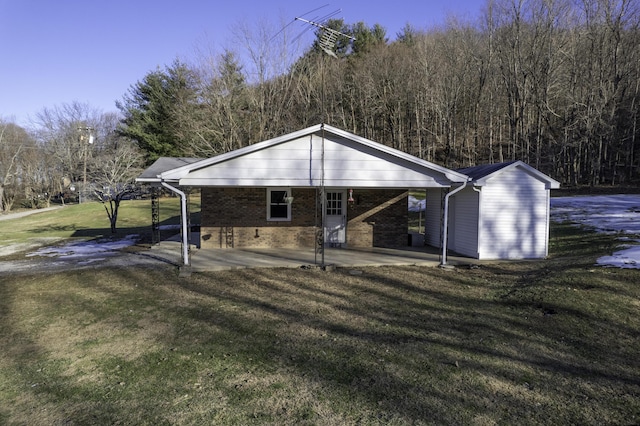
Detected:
left=151, top=232, right=481, bottom=272
left=151, top=242, right=476, bottom=272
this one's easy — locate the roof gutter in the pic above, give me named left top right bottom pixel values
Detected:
left=441, top=179, right=469, bottom=266
left=161, top=181, right=190, bottom=267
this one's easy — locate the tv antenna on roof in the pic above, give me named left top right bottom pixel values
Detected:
left=294, top=15, right=355, bottom=58
left=272, top=4, right=355, bottom=58
left=288, top=5, right=356, bottom=268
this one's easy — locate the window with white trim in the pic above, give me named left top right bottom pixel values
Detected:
left=267, top=188, right=291, bottom=221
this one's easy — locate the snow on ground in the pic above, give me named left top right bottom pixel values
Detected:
left=550, top=195, right=640, bottom=234
left=551, top=194, right=640, bottom=269
left=26, top=235, right=139, bottom=265
left=23, top=225, right=181, bottom=263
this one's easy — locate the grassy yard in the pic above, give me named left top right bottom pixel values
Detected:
left=1, top=214, right=639, bottom=424
left=0, top=196, right=200, bottom=247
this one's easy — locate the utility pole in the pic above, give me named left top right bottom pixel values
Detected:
left=77, top=126, right=94, bottom=203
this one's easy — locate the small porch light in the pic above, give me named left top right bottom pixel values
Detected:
left=348, top=189, right=355, bottom=204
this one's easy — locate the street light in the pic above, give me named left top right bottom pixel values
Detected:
left=77, top=126, right=94, bottom=203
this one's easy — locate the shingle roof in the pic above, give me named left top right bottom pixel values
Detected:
left=456, top=161, right=518, bottom=180
left=137, top=157, right=204, bottom=181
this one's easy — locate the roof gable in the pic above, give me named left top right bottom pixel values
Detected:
left=458, top=161, right=560, bottom=189
left=160, top=124, right=468, bottom=188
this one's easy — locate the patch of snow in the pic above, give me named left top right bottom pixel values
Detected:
left=27, top=235, right=138, bottom=260
left=159, top=224, right=181, bottom=231
left=596, top=246, right=640, bottom=268
left=550, top=195, right=640, bottom=234
left=551, top=195, right=640, bottom=269
left=78, top=257, right=109, bottom=266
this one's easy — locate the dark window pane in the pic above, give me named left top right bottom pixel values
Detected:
left=271, top=204, right=288, bottom=218
left=271, top=190, right=287, bottom=204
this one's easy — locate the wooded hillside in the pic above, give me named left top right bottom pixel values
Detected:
left=118, top=0, right=640, bottom=187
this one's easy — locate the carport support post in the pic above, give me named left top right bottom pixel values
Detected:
left=161, top=182, right=190, bottom=267
left=151, top=187, right=160, bottom=245
left=441, top=180, right=468, bottom=266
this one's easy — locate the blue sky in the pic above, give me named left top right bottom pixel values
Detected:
left=1, top=0, right=486, bottom=126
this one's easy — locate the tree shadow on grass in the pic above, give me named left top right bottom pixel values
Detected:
left=169, top=266, right=640, bottom=423
left=2, top=263, right=639, bottom=424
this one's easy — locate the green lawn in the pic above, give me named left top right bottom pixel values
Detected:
left=0, top=214, right=638, bottom=424
left=0, top=196, right=200, bottom=247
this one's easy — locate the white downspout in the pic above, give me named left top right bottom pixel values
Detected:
left=161, top=182, right=190, bottom=267
left=441, top=180, right=469, bottom=266
left=472, top=185, right=482, bottom=259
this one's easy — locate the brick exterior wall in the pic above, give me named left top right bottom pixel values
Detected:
left=200, top=187, right=408, bottom=249
left=346, top=189, right=408, bottom=248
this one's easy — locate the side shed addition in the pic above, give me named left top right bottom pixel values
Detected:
left=425, top=161, right=560, bottom=260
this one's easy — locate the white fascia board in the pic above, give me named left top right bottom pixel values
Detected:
left=136, top=177, right=181, bottom=187
left=179, top=178, right=309, bottom=187
left=136, top=177, right=161, bottom=184
left=178, top=177, right=451, bottom=188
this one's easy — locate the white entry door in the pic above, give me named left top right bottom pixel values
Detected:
left=324, top=190, right=346, bottom=245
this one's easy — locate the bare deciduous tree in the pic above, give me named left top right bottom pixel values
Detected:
left=90, top=139, right=145, bottom=233
left=0, top=120, right=30, bottom=212
left=34, top=101, right=104, bottom=195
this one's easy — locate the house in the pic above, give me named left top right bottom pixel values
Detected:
left=424, top=161, right=560, bottom=260
left=137, top=125, right=559, bottom=266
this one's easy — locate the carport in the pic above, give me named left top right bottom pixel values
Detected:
left=138, top=124, right=470, bottom=270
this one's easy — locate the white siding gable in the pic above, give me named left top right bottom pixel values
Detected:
left=178, top=133, right=456, bottom=188
left=476, top=167, right=550, bottom=259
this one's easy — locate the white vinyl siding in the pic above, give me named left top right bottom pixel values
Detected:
left=476, top=169, right=549, bottom=259
left=448, top=188, right=480, bottom=257
left=424, top=188, right=443, bottom=247
left=179, top=135, right=452, bottom=188
left=439, top=165, right=554, bottom=260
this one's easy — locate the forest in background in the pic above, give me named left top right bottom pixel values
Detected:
left=119, top=0, right=640, bottom=188
left=2, top=0, right=640, bottom=212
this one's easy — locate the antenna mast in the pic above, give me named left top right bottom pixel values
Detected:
left=293, top=6, right=355, bottom=269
